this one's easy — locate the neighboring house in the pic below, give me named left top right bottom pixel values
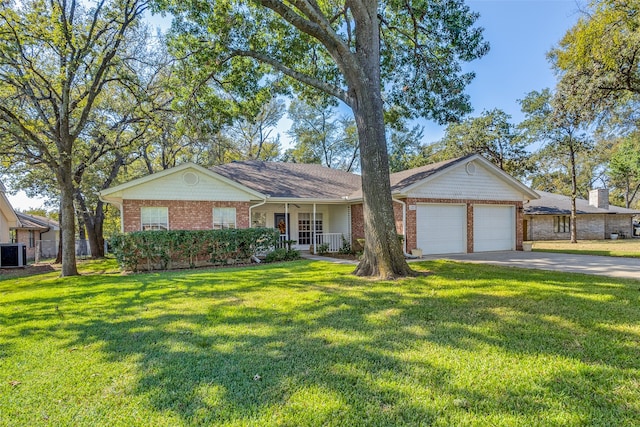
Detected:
left=100, top=154, right=539, bottom=255
left=12, top=212, right=61, bottom=260
left=523, top=189, right=639, bottom=240
left=0, top=181, right=19, bottom=242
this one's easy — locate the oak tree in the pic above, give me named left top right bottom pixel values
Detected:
left=0, top=0, right=148, bottom=276
left=519, top=89, right=593, bottom=244
left=157, top=0, right=488, bottom=278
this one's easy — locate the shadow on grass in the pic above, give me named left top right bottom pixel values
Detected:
left=3, top=259, right=640, bottom=425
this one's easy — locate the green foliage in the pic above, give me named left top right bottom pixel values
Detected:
left=608, top=134, right=640, bottom=208
left=110, top=228, right=278, bottom=271
left=387, top=122, right=431, bottom=173
left=438, top=109, right=532, bottom=179
left=156, top=0, right=488, bottom=124
left=316, top=243, right=330, bottom=255
left=550, top=0, right=640, bottom=121
left=284, top=99, right=359, bottom=171
left=338, top=235, right=353, bottom=255
left=263, top=248, right=301, bottom=263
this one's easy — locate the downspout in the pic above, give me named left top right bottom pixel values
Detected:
left=313, top=203, right=317, bottom=254
left=392, top=198, right=408, bottom=255
left=249, top=197, right=269, bottom=227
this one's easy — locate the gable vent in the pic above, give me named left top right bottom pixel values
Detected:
left=465, top=161, right=476, bottom=175
left=182, top=171, right=199, bottom=186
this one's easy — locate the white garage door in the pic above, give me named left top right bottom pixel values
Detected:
left=416, top=204, right=467, bottom=255
left=474, top=205, right=515, bottom=252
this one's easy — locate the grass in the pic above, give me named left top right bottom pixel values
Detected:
left=533, top=239, right=640, bottom=258
left=1, top=259, right=639, bottom=426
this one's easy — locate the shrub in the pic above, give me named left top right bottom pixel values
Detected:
left=338, top=235, right=353, bottom=254
left=264, top=248, right=301, bottom=263
left=316, top=243, right=330, bottom=255
left=111, top=228, right=279, bottom=272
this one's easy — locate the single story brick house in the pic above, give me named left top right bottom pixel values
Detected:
left=11, top=212, right=61, bottom=260
left=99, top=154, right=540, bottom=255
left=523, top=189, right=639, bottom=240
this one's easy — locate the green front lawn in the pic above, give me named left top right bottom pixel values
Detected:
left=533, top=239, right=640, bottom=258
left=1, top=259, right=639, bottom=426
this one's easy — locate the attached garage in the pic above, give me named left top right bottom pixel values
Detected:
left=473, top=205, right=515, bottom=252
left=416, top=204, right=467, bottom=255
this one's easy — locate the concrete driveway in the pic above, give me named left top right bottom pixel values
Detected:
left=422, top=251, right=640, bottom=281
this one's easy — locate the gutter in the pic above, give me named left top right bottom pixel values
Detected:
left=249, top=197, right=269, bottom=226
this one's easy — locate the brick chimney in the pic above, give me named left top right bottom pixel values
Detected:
left=589, top=189, right=609, bottom=210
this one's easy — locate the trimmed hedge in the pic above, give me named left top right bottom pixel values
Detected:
left=110, top=228, right=279, bottom=272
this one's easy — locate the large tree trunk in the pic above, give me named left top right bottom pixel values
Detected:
left=84, top=203, right=105, bottom=258
left=55, top=206, right=63, bottom=264
left=348, top=0, right=413, bottom=279
left=58, top=160, right=79, bottom=276
left=75, top=192, right=105, bottom=258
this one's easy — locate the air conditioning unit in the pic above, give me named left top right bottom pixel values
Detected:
left=0, top=243, right=27, bottom=268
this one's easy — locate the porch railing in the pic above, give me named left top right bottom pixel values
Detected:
left=314, top=233, right=343, bottom=253
left=277, top=233, right=346, bottom=252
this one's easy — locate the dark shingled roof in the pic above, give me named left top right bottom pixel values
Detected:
left=212, top=161, right=362, bottom=199
left=524, top=191, right=640, bottom=215
left=15, top=212, right=58, bottom=230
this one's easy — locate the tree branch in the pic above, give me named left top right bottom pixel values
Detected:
left=232, top=49, right=352, bottom=105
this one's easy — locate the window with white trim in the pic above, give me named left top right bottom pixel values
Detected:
left=214, top=207, right=236, bottom=229
left=553, top=216, right=569, bottom=233
left=141, top=207, right=169, bottom=231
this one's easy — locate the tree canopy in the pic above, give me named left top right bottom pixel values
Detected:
left=550, top=0, right=640, bottom=121
left=437, top=109, right=531, bottom=179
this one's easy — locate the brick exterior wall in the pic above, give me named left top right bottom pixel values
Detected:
left=525, top=214, right=634, bottom=240
left=15, top=229, right=36, bottom=260
left=350, top=198, right=523, bottom=253
left=350, top=202, right=405, bottom=245
left=122, top=200, right=251, bottom=232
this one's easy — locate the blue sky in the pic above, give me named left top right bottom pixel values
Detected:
left=7, top=0, right=583, bottom=210
left=421, top=0, right=582, bottom=141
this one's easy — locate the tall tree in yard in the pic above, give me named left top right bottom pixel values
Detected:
left=519, top=89, right=593, bottom=244
left=0, top=0, right=148, bottom=276
left=156, top=0, right=488, bottom=278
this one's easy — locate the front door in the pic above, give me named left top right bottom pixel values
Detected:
left=274, top=213, right=290, bottom=239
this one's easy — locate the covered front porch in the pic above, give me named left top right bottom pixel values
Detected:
left=250, top=202, right=352, bottom=253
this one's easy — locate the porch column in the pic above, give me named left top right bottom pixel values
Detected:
left=285, top=203, right=289, bottom=240
left=313, top=203, right=317, bottom=254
